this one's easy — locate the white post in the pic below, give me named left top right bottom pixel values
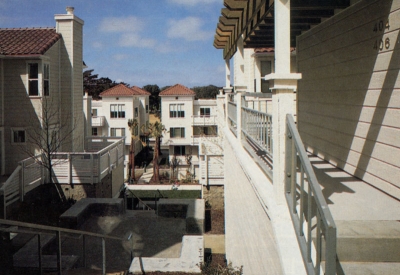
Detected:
left=236, top=92, right=242, bottom=141
left=266, top=0, right=302, bottom=203
left=225, top=58, right=231, bottom=87
left=68, top=153, right=72, bottom=185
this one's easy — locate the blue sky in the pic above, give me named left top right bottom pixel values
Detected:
left=0, top=0, right=225, bottom=88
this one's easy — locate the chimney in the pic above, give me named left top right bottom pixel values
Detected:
left=66, top=6, right=74, bottom=15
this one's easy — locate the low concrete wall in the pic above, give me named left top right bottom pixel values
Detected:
left=157, top=199, right=205, bottom=235
left=59, top=198, right=124, bottom=229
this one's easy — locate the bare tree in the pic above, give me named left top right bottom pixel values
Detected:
left=23, top=96, right=77, bottom=185
left=127, top=118, right=139, bottom=183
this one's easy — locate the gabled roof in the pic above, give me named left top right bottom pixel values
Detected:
left=131, top=86, right=151, bottom=95
left=0, top=28, right=61, bottom=56
left=159, top=84, right=196, bottom=96
left=100, top=84, right=149, bottom=97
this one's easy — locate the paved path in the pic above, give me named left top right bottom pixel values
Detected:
left=137, top=162, right=154, bottom=184
left=204, top=234, right=225, bottom=254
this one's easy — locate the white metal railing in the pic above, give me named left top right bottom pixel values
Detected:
left=92, top=116, right=106, bottom=127
left=227, top=101, right=237, bottom=135
left=241, top=106, right=273, bottom=159
left=285, top=114, right=337, bottom=275
left=192, top=115, right=217, bottom=125
left=1, top=137, right=124, bottom=219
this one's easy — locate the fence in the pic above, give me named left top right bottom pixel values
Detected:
left=285, top=114, right=337, bottom=275
left=0, top=218, right=125, bottom=275
left=1, top=137, right=125, bottom=219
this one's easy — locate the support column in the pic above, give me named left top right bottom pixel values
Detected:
left=235, top=92, right=243, bottom=141
left=225, top=58, right=231, bottom=88
left=265, top=0, right=302, bottom=203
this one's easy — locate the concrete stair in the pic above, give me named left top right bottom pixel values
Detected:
left=322, top=220, right=400, bottom=274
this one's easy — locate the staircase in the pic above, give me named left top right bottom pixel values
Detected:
left=335, top=220, right=400, bottom=275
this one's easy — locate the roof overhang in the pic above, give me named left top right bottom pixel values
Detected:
left=214, top=0, right=351, bottom=59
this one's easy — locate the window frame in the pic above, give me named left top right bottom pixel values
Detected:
left=27, top=62, right=39, bottom=96
left=92, top=127, right=98, bottom=136
left=12, top=128, right=26, bottom=144
left=110, top=104, right=125, bottom=118
left=174, top=146, right=186, bottom=156
left=43, top=63, right=50, bottom=96
left=200, top=107, right=211, bottom=117
left=110, top=127, right=126, bottom=137
left=169, top=104, right=185, bottom=118
left=170, top=127, right=185, bottom=138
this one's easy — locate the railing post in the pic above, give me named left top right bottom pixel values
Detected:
left=20, top=162, right=25, bottom=202
left=68, top=153, right=72, bottom=185
left=236, top=92, right=242, bottom=141
left=38, top=234, right=43, bottom=275
left=56, top=230, right=62, bottom=275
left=102, top=237, right=106, bottom=275
left=90, top=154, right=94, bottom=184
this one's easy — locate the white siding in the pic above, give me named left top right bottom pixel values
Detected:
left=297, top=0, right=400, bottom=190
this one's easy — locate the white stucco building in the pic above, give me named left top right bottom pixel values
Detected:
left=159, top=84, right=223, bottom=184
left=91, top=84, right=150, bottom=177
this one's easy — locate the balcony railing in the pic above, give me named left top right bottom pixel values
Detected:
left=285, top=114, right=337, bottom=275
left=92, top=116, right=106, bottom=127
left=192, top=115, right=217, bottom=125
left=1, top=137, right=125, bottom=219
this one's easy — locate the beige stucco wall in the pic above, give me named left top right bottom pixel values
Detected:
left=297, top=0, right=400, bottom=191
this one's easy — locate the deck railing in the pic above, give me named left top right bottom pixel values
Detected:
left=285, top=114, right=337, bottom=275
left=0, top=218, right=126, bottom=275
left=192, top=115, right=217, bottom=126
left=1, top=137, right=124, bottom=219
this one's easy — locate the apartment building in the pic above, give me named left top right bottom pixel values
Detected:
left=0, top=7, right=84, bottom=175
left=159, top=84, right=223, bottom=183
left=214, top=0, right=400, bottom=274
left=92, top=84, right=150, bottom=177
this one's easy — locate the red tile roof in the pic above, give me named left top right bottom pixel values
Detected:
left=100, top=84, right=149, bottom=97
left=159, top=84, right=196, bottom=96
left=131, top=86, right=151, bottom=95
left=0, top=28, right=61, bottom=56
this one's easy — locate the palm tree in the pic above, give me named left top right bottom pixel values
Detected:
left=127, top=118, right=138, bottom=183
left=143, top=121, right=166, bottom=182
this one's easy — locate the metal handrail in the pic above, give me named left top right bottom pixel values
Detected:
left=241, top=106, right=273, bottom=159
left=0, top=219, right=125, bottom=275
left=285, top=114, right=337, bottom=275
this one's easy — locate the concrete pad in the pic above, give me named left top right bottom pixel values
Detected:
left=310, top=157, right=400, bottom=221
left=340, top=262, right=400, bottom=275
left=128, top=236, right=204, bottom=274
left=204, top=234, right=225, bottom=254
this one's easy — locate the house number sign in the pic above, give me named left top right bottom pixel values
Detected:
left=373, top=19, right=390, bottom=51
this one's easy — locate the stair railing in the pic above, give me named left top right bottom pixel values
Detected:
left=0, top=219, right=126, bottom=275
left=285, top=114, right=337, bottom=275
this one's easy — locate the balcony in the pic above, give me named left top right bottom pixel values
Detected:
left=192, top=115, right=217, bottom=126
left=92, top=116, right=105, bottom=127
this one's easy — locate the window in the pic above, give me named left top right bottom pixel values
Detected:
left=92, top=109, right=98, bottom=116
left=261, top=61, right=272, bottom=93
left=170, top=127, right=185, bottom=138
left=169, top=104, right=184, bottom=118
left=110, top=128, right=126, bottom=137
left=110, top=104, right=125, bottom=118
left=146, top=105, right=149, bottom=113
left=134, top=107, right=138, bottom=118
left=12, top=129, right=26, bottom=143
left=200, top=108, right=211, bottom=117
left=174, top=146, right=186, bottom=155
left=92, top=127, right=98, bottom=136
left=43, top=63, right=50, bottom=96
left=28, top=63, right=39, bottom=96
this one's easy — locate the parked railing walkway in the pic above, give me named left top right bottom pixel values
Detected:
left=285, top=114, right=337, bottom=275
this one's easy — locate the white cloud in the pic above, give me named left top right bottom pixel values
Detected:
left=168, top=0, right=219, bottom=6
left=113, top=54, right=129, bottom=61
left=92, top=41, right=104, bottom=49
left=119, top=33, right=156, bottom=48
left=167, top=17, right=213, bottom=41
left=99, top=16, right=144, bottom=33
